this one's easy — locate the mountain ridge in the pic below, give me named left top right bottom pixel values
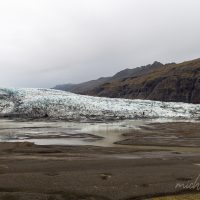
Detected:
left=53, top=58, right=200, bottom=104
left=53, top=61, right=166, bottom=93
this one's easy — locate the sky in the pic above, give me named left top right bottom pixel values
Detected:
left=0, top=0, right=200, bottom=88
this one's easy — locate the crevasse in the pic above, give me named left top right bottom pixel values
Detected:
left=0, top=88, right=200, bottom=120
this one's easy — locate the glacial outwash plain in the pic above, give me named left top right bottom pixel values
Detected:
left=0, top=87, right=199, bottom=200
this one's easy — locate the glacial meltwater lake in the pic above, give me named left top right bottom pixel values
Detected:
left=0, top=118, right=195, bottom=147
left=0, top=119, right=151, bottom=147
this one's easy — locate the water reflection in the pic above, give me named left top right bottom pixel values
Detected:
left=0, top=119, right=147, bottom=147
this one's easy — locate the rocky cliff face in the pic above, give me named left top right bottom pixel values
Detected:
left=87, top=59, right=200, bottom=104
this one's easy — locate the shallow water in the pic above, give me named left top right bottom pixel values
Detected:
left=0, top=119, right=149, bottom=147
left=0, top=118, right=196, bottom=147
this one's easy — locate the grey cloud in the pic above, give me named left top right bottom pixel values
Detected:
left=0, top=0, right=200, bottom=88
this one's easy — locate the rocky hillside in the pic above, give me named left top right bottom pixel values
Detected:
left=87, top=59, right=200, bottom=103
left=54, top=58, right=200, bottom=104
left=53, top=61, right=165, bottom=94
left=54, top=77, right=110, bottom=94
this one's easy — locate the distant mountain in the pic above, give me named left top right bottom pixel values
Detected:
left=53, top=61, right=164, bottom=94
left=53, top=58, right=200, bottom=104
left=54, top=77, right=110, bottom=94
left=87, top=59, right=200, bottom=103
left=112, top=61, right=165, bottom=79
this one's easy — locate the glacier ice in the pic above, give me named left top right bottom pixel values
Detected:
left=0, top=88, right=200, bottom=121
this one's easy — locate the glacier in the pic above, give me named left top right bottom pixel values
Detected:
left=0, top=88, right=200, bottom=121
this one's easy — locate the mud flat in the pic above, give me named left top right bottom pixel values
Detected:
left=0, top=121, right=200, bottom=200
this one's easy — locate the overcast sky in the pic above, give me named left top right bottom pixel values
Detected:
left=0, top=0, right=200, bottom=88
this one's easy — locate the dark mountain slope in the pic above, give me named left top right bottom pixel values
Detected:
left=112, top=61, right=164, bottom=79
left=53, top=61, right=164, bottom=94
left=87, top=58, right=200, bottom=103
left=54, top=77, right=110, bottom=93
